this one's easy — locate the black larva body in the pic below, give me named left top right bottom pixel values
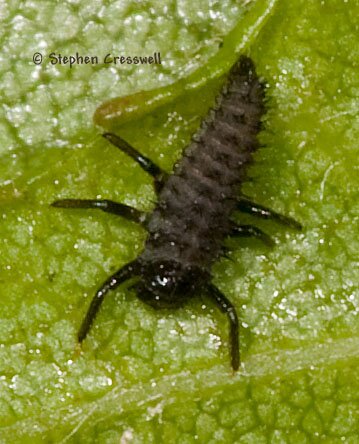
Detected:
left=52, top=55, right=301, bottom=371
left=141, top=57, right=264, bottom=283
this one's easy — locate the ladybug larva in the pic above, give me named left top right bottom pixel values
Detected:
left=52, top=55, right=301, bottom=371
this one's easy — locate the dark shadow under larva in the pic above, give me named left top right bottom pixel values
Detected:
left=51, top=55, right=302, bottom=371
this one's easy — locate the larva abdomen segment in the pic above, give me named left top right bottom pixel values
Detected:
left=141, top=56, right=266, bottom=270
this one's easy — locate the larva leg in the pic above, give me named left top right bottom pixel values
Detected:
left=51, top=199, right=147, bottom=224
left=78, top=260, right=139, bottom=343
left=231, top=225, right=274, bottom=247
left=103, top=133, right=168, bottom=193
left=206, top=284, right=240, bottom=371
left=237, top=196, right=302, bottom=230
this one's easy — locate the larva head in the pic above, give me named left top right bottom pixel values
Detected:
left=135, top=260, right=206, bottom=309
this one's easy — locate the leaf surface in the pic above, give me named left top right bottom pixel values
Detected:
left=0, top=0, right=358, bottom=442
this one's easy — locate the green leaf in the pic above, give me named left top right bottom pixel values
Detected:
left=0, top=0, right=358, bottom=442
